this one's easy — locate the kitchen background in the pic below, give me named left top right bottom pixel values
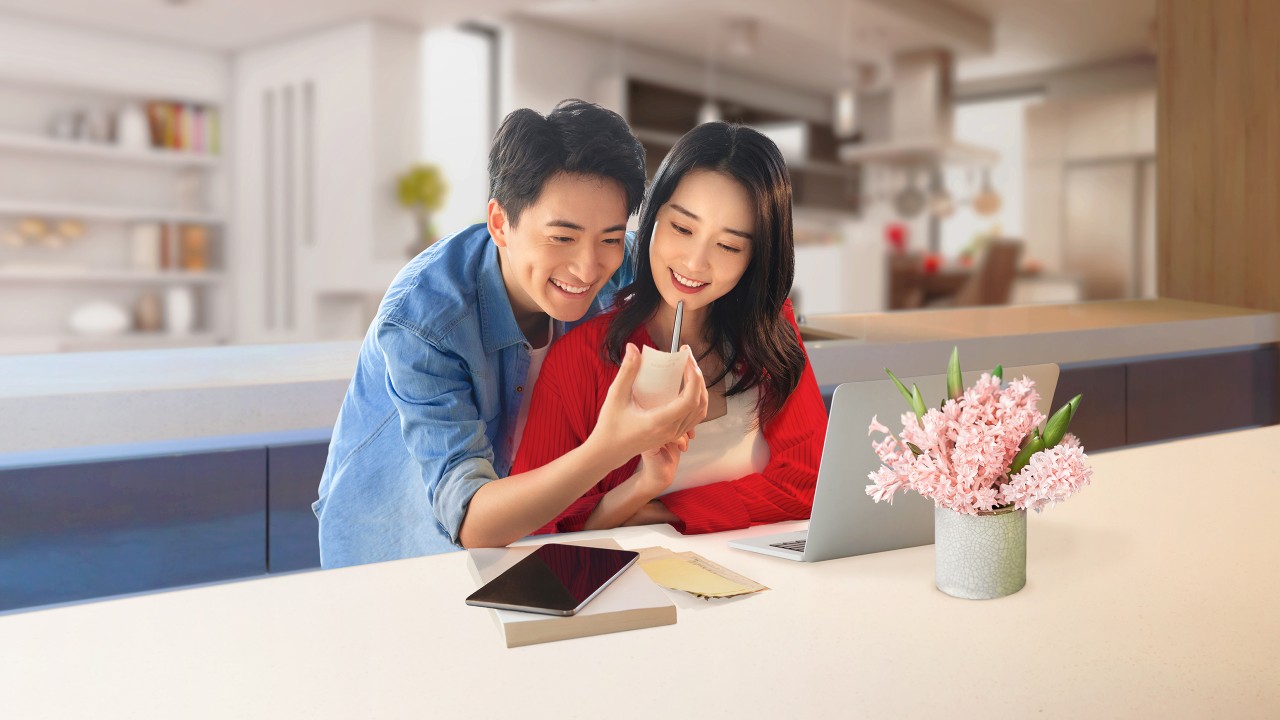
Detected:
left=0, top=0, right=1158, bottom=354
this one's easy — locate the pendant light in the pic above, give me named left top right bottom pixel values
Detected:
left=699, top=23, right=722, bottom=125
left=973, top=168, right=1003, bottom=216
left=833, top=1, right=858, bottom=139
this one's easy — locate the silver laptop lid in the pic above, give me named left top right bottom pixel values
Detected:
left=802, top=364, right=1060, bottom=562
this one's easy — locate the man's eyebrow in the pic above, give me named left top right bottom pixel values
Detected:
left=546, top=220, right=627, bottom=234
left=670, top=203, right=751, bottom=240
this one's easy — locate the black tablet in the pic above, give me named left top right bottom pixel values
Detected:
left=465, top=543, right=640, bottom=616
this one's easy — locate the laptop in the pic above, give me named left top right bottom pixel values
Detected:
left=728, top=363, right=1060, bottom=562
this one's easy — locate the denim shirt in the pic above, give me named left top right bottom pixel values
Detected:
left=314, top=223, right=634, bottom=568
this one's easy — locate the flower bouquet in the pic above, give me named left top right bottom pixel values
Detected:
left=866, top=348, right=1093, bottom=599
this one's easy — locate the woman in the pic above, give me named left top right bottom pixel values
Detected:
left=511, top=122, right=827, bottom=535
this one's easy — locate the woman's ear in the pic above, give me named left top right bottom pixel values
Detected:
left=487, top=199, right=509, bottom=248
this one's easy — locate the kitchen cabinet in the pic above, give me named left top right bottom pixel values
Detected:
left=267, top=441, right=328, bottom=573
left=0, top=448, right=266, bottom=612
left=626, top=79, right=860, bottom=214
left=233, top=21, right=416, bottom=345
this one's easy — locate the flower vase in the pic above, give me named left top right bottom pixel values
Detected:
left=933, top=504, right=1026, bottom=600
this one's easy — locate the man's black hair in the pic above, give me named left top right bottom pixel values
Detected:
left=488, top=99, right=646, bottom=226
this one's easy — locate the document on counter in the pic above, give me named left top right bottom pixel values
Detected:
left=635, top=546, right=768, bottom=600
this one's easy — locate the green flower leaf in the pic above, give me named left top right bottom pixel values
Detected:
left=885, top=369, right=915, bottom=409
left=1042, top=393, right=1083, bottom=449
left=910, top=384, right=927, bottom=421
left=992, top=364, right=1003, bottom=381
left=1009, top=434, right=1045, bottom=475
left=946, top=346, right=963, bottom=401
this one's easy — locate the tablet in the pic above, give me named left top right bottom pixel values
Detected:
left=465, top=543, right=640, bottom=616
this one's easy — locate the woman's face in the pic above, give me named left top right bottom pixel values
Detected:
left=648, top=169, right=755, bottom=316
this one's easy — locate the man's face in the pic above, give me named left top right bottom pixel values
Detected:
left=489, top=172, right=629, bottom=325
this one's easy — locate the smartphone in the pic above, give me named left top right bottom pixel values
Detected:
left=465, top=543, right=640, bottom=616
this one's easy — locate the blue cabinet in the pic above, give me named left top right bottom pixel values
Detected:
left=0, top=448, right=266, bottom=613
left=267, top=442, right=328, bottom=573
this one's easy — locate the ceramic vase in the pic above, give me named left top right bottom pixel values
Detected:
left=164, top=286, right=196, bottom=336
left=933, top=504, right=1026, bottom=600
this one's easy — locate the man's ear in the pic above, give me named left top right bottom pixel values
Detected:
left=487, top=199, right=509, bottom=248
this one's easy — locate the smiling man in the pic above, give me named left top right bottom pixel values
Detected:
left=314, top=100, right=708, bottom=567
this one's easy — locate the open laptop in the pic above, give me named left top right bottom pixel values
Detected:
left=728, top=363, right=1060, bottom=562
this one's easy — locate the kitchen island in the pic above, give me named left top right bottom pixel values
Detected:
left=1, top=298, right=1276, bottom=612
left=1, top=298, right=1276, bottom=455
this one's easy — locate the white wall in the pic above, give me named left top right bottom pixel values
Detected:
left=0, top=13, right=228, bottom=101
left=421, top=27, right=493, bottom=234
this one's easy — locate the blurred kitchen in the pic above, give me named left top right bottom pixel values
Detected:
left=0, top=0, right=1158, bottom=354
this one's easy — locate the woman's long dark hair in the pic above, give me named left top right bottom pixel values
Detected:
left=605, top=122, right=806, bottom=428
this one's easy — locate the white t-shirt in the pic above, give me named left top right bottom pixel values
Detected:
left=512, top=317, right=558, bottom=456
left=661, top=381, right=770, bottom=496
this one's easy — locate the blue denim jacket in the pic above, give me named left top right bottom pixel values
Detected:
left=314, top=223, right=634, bottom=568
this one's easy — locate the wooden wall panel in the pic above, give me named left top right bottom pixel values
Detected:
left=1158, top=0, right=1280, bottom=310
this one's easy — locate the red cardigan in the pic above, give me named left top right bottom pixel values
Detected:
left=511, top=300, right=828, bottom=535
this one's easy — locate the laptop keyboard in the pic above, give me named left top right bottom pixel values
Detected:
left=770, top=539, right=807, bottom=553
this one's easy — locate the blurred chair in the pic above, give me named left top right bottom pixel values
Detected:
left=948, top=239, right=1023, bottom=307
left=888, top=251, right=926, bottom=310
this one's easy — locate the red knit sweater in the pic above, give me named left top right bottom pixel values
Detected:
left=511, top=300, right=828, bottom=535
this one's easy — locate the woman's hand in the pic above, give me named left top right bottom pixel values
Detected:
left=586, top=343, right=708, bottom=466
left=582, top=428, right=692, bottom=531
left=634, top=429, right=693, bottom=498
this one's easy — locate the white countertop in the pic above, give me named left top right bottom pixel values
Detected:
left=802, top=298, right=1280, bottom=383
left=1, top=426, right=1276, bottom=718
left=1, top=299, right=1276, bottom=454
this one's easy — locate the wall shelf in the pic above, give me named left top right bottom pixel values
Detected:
left=0, top=199, right=223, bottom=225
left=0, top=331, right=225, bottom=355
left=0, top=131, right=220, bottom=168
left=0, top=267, right=226, bottom=284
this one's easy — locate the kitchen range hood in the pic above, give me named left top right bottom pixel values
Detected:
left=838, top=49, right=998, bottom=167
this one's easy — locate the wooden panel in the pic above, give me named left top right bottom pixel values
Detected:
left=1126, top=346, right=1278, bottom=445
left=1065, top=94, right=1134, bottom=160
left=0, top=449, right=266, bottom=612
left=1063, top=163, right=1139, bottom=300
left=1052, top=363, right=1127, bottom=451
left=267, top=441, right=328, bottom=573
left=1158, top=0, right=1280, bottom=310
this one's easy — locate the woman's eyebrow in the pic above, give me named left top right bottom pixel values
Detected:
left=669, top=203, right=699, bottom=220
left=669, top=203, right=751, bottom=240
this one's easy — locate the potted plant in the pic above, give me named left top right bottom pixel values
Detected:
left=866, top=348, right=1092, bottom=599
left=398, top=163, right=448, bottom=258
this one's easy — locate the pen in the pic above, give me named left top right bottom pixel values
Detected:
left=670, top=300, right=683, bottom=353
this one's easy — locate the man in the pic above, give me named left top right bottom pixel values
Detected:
left=315, top=100, right=707, bottom=568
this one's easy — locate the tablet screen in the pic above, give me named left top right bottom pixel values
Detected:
left=466, top=543, right=639, bottom=616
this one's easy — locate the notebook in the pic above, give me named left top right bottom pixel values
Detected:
left=466, top=538, right=676, bottom=648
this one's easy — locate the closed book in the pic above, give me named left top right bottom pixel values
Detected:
left=467, top=538, right=676, bottom=648
left=207, top=107, right=220, bottom=155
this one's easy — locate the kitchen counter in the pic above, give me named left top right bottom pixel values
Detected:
left=0, top=299, right=1277, bottom=454
left=800, top=298, right=1280, bottom=385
